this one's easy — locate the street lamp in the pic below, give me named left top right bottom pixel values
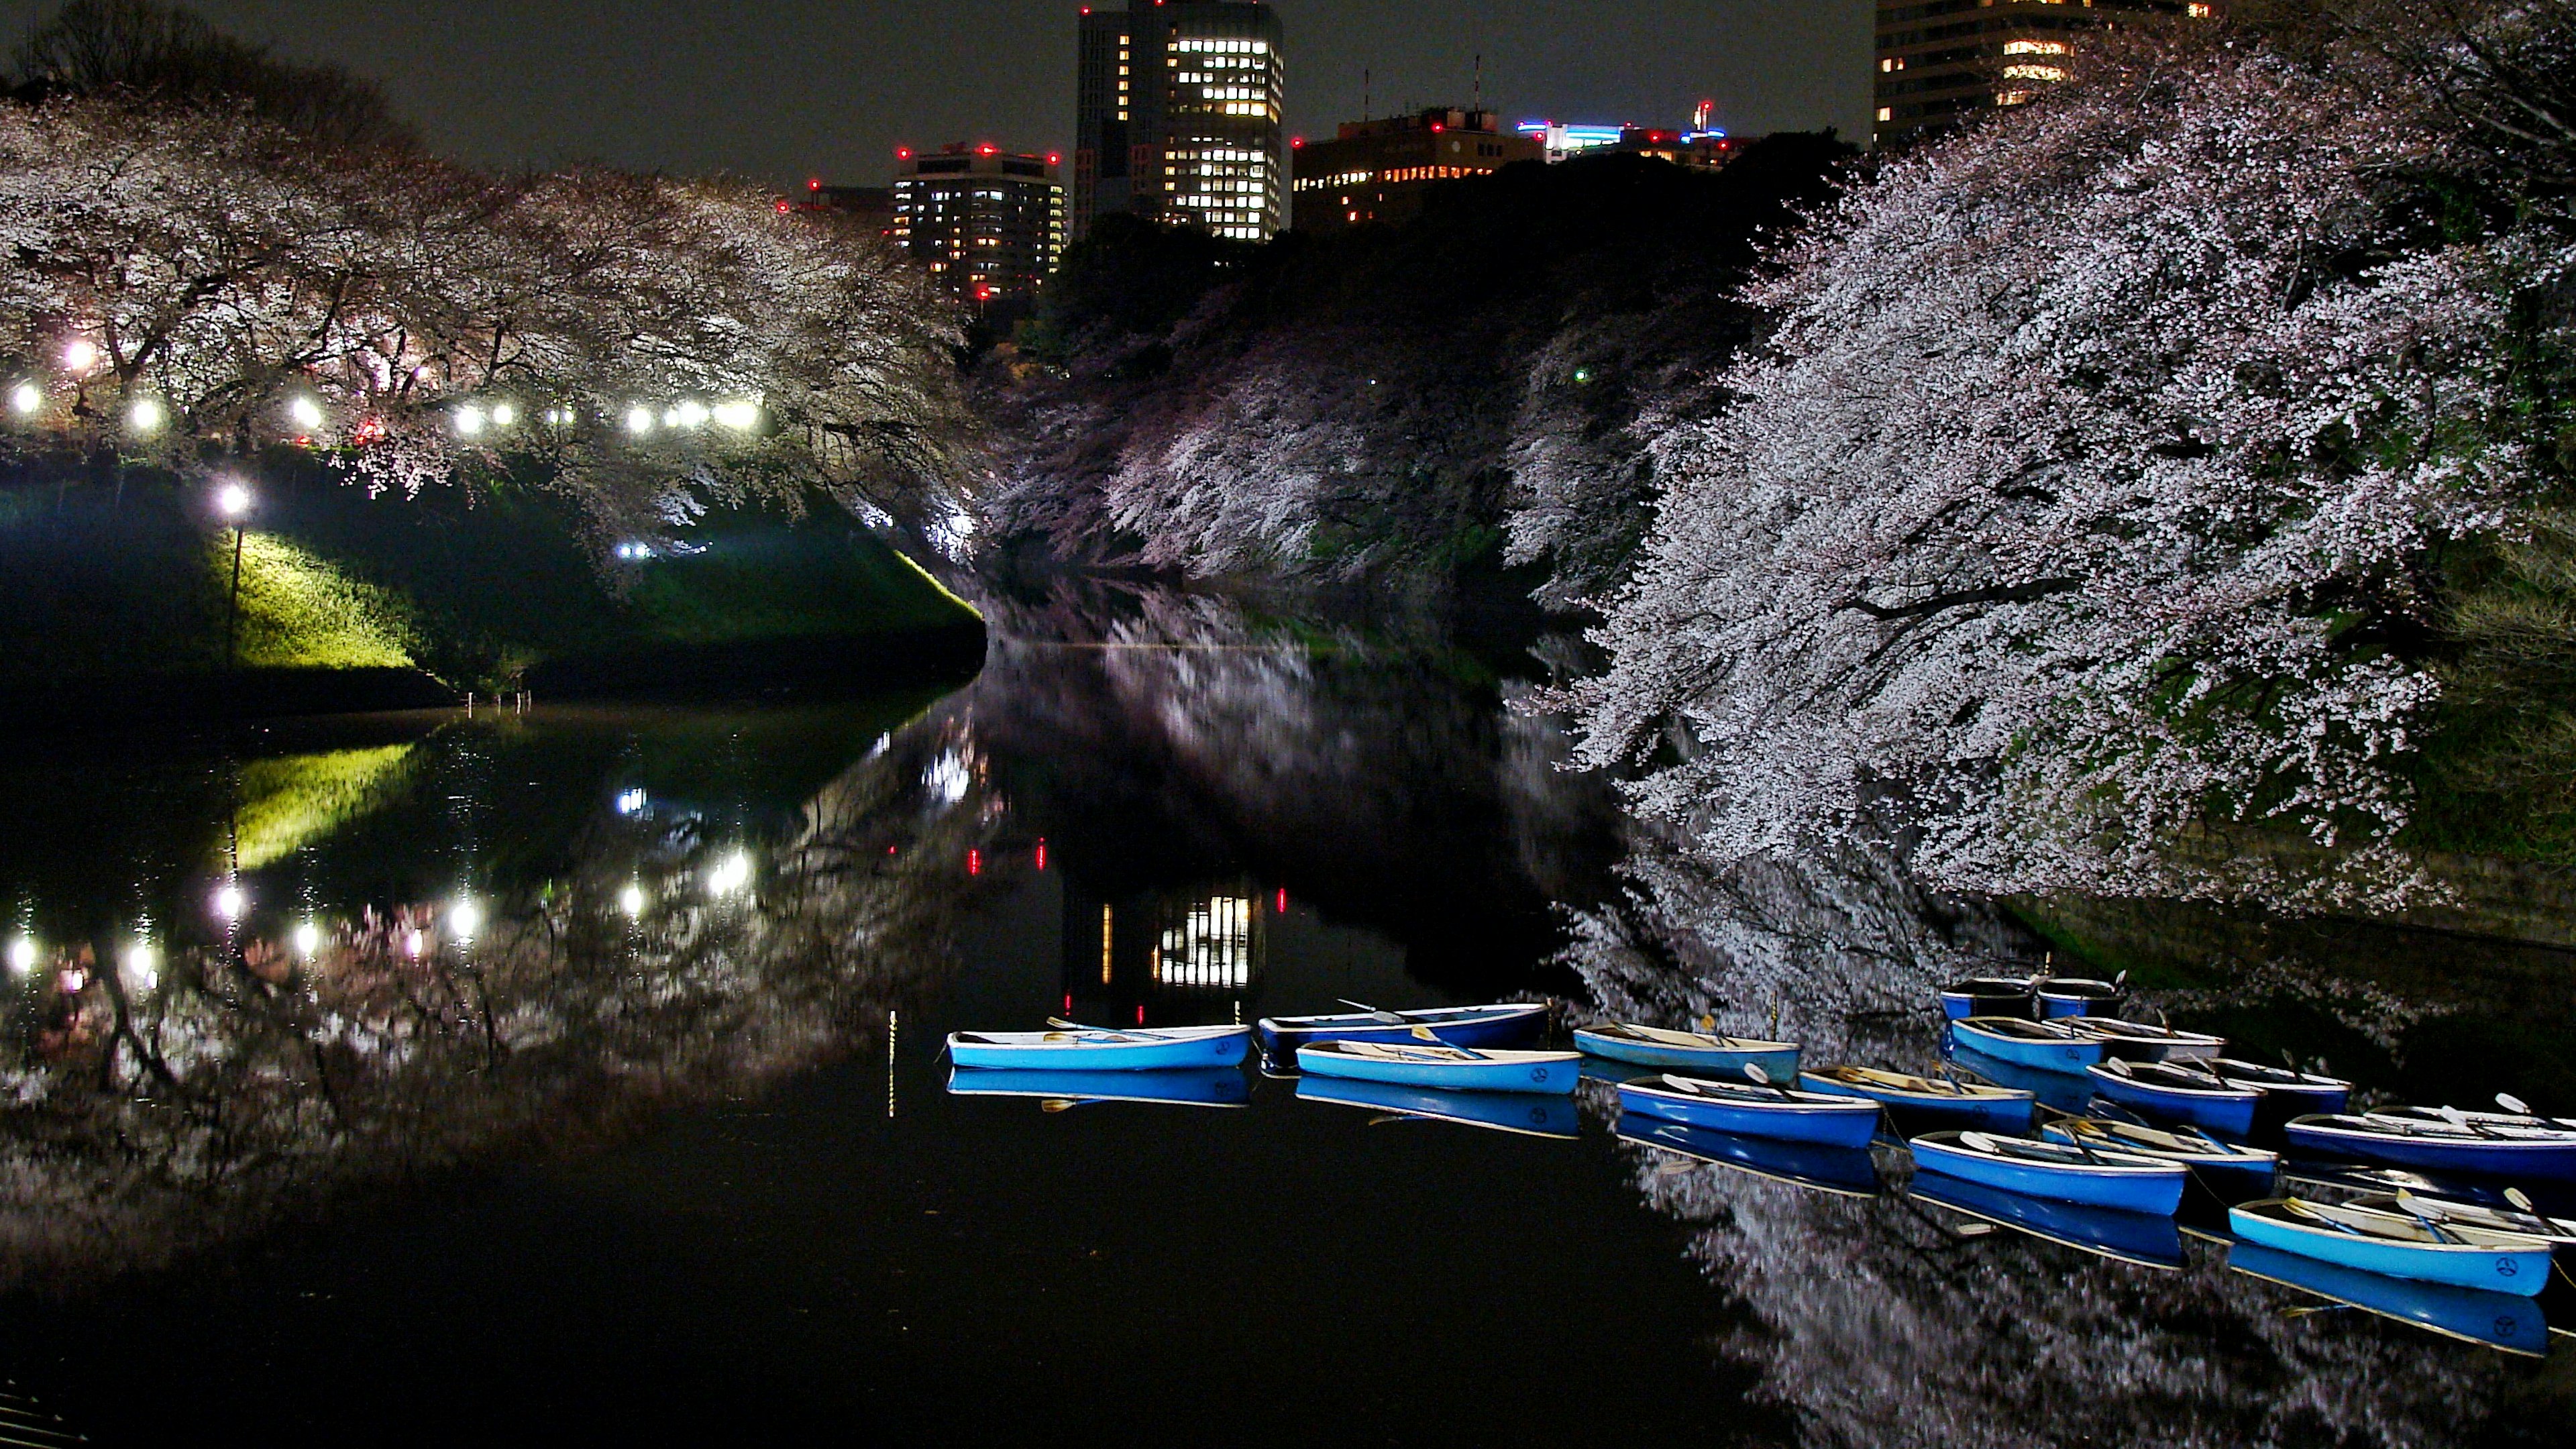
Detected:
left=217, top=481, right=253, bottom=668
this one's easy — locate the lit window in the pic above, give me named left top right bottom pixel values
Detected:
left=2002, top=40, right=2069, bottom=55
left=2001, top=64, right=2067, bottom=81
left=1877, top=107, right=1894, bottom=122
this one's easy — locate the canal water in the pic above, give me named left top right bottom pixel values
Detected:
left=0, top=586, right=2565, bottom=1446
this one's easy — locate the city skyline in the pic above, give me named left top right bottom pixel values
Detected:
left=0, top=0, right=1874, bottom=186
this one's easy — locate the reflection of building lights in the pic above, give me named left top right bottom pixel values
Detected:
left=708, top=852, right=753, bottom=896
left=490, top=401, right=518, bottom=427
left=926, top=751, right=970, bottom=805
left=1156, top=896, right=1254, bottom=989
left=449, top=899, right=482, bottom=938
left=674, top=400, right=709, bottom=428
left=713, top=400, right=760, bottom=429
left=1034, top=839, right=1046, bottom=871
left=619, top=883, right=645, bottom=916
left=405, top=928, right=425, bottom=957
left=123, top=943, right=156, bottom=989
left=455, top=404, right=487, bottom=436
left=5, top=938, right=33, bottom=974
left=615, top=787, right=648, bottom=814
left=967, top=848, right=981, bottom=877
left=213, top=884, right=246, bottom=920
left=294, top=922, right=320, bottom=956
left=625, top=406, right=654, bottom=435
left=1276, top=888, right=1287, bottom=914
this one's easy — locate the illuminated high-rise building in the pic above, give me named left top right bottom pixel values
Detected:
left=891, top=143, right=1067, bottom=309
left=1073, top=0, right=1286, bottom=241
left=1874, top=0, right=2214, bottom=146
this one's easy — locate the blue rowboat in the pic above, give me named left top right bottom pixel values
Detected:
left=2039, top=1116, right=2278, bottom=1203
left=2033, top=977, right=2125, bottom=1019
left=1296, top=1073, right=1578, bottom=1138
left=2086, top=1059, right=2261, bottom=1138
left=1908, top=1130, right=2188, bottom=1214
left=945, top=1065, right=1249, bottom=1108
left=1947, top=1016, right=2105, bottom=1073
left=2063, top=1017, right=2225, bottom=1063
left=1949, top=1047, right=2098, bottom=1116
left=1294, top=1040, right=1579, bottom=1095
left=2204, top=1058, right=2351, bottom=1115
left=1939, top=977, right=2034, bottom=1020
left=2229, top=1197, right=2555, bottom=1296
left=948, top=1023, right=1250, bottom=1071
left=2225, top=1240, right=2550, bottom=1356
left=2284, top=1113, right=2576, bottom=1182
left=2343, top=1191, right=2576, bottom=1266
left=1617, top=1073, right=1882, bottom=1148
left=1614, top=1114, right=1884, bottom=1197
left=1908, top=1169, right=2186, bottom=1269
left=1572, top=1023, right=1799, bottom=1079
left=1797, top=1065, right=2035, bottom=1133
left=1254, top=1002, right=1548, bottom=1059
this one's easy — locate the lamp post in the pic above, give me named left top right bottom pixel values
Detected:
left=216, top=481, right=252, bottom=668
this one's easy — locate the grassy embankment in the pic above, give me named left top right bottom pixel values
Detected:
left=1, top=466, right=982, bottom=723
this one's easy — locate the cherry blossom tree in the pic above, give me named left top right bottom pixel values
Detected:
left=1567, top=37, right=2528, bottom=906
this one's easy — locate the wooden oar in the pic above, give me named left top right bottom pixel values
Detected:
left=2439, top=1103, right=2505, bottom=1139
left=1336, top=998, right=1485, bottom=1059
left=1045, top=1017, right=1148, bottom=1043
left=2279, top=1198, right=2370, bottom=1236
left=2391, top=1189, right=2469, bottom=1244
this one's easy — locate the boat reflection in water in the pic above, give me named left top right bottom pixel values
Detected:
left=1907, top=1170, right=2188, bottom=1271
left=2226, top=1241, right=2553, bottom=1357
left=945, top=1065, right=1251, bottom=1110
left=1296, top=1073, right=1578, bottom=1139
left=1613, top=1114, right=1884, bottom=1197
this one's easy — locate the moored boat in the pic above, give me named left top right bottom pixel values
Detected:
left=2086, top=1059, right=2262, bottom=1138
left=2284, top=1112, right=2576, bottom=1182
left=1295, top=1073, right=1578, bottom=1138
left=1616, top=1073, right=1882, bottom=1148
left=2343, top=1191, right=2576, bottom=1264
left=1255, top=1002, right=1548, bottom=1059
left=1613, top=1114, right=1885, bottom=1197
left=945, top=1065, right=1250, bottom=1108
left=2062, top=1017, right=2224, bottom=1062
left=1294, top=1040, right=1579, bottom=1095
left=2225, top=1240, right=2551, bottom=1356
left=1908, top=1169, right=2187, bottom=1269
left=2039, top=1116, right=2278, bottom=1201
left=1947, top=1016, right=2106, bottom=1074
left=2229, top=1197, right=2555, bottom=1295
left=1572, top=1022, right=1799, bottom=1079
left=2033, top=977, right=2125, bottom=1019
left=1949, top=1046, right=2100, bottom=1116
left=1796, top=1065, right=2036, bottom=1133
left=1907, top=1130, right=2188, bottom=1214
left=2203, top=1058, right=2352, bottom=1115
left=947, top=1022, right=1251, bottom=1071
left=1939, top=976, right=2035, bottom=1021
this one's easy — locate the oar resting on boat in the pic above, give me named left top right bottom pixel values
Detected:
left=1907, top=1129, right=2188, bottom=1215
left=1796, top=1065, right=2036, bottom=1132
left=947, top=1023, right=1251, bottom=1071
left=1572, top=1022, right=1800, bottom=1079
left=1294, top=1039, right=1580, bottom=1095
left=1615, top=1072, right=1882, bottom=1148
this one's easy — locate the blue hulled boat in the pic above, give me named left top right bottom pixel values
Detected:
left=1572, top=1023, right=1799, bottom=1079
left=1294, top=1040, right=1579, bottom=1095
left=1949, top=1047, right=2100, bottom=1116
left=2086, top=1059, right=2261, bottom=1138
left=2229, top=1197, right=2555, bottom=1295
left=1796, top=1065, right=2036, bottom=1133
left=1256, top=1003, right=1548, bottom=1059
left=1908, top=1169, right=2186, bottom=1269
left=1907, top=1130, right=2188, bottom=1214
left=2039, top=1116, right=2278, bottom=1202
left=2063, top=1017, right=2225, bottom=1062
left=2284, top=1113, right=2576, bottom=1182
left=2033, top=977, right=2125, bottom=1019
left=2229, top=1240, right=2551, bottom=1356
left=1296, top=1073, right=1578, bottom=1138
left=948, top=1023, right=1251, bottom=1071
left=1613, top=1114, right=1885, bottom=1197
left=1939, top=977, right=2035, bottom=1021
left=1947, top=1016, right=2106, bottom=1074
left=945, top=1065, right=1250, bottom=1108
left=2343, top=1191, right=2576, bottom=1265
left=1617, top=1073, right=1882, bottom=1148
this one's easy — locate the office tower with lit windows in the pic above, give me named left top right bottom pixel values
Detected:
left=890, top=144, right=1067, bottom=308
left=1073, top=0, right=1286, bottom=241
left=1873, top=0, right=2212, bottom=146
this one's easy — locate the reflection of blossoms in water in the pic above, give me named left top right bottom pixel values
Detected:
left=1570, top=834, right=2533, bottom=1447
left=0, top=717, right=998, bottom=1295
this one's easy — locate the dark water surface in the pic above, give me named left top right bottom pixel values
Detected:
left=0, top=589, right=2567, bottom=1447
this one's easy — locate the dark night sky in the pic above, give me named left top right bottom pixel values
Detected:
left=0, top=1, right=1872, bottom=185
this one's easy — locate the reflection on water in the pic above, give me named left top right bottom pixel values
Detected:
left=0, top=580, right=2565, bottom=1444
